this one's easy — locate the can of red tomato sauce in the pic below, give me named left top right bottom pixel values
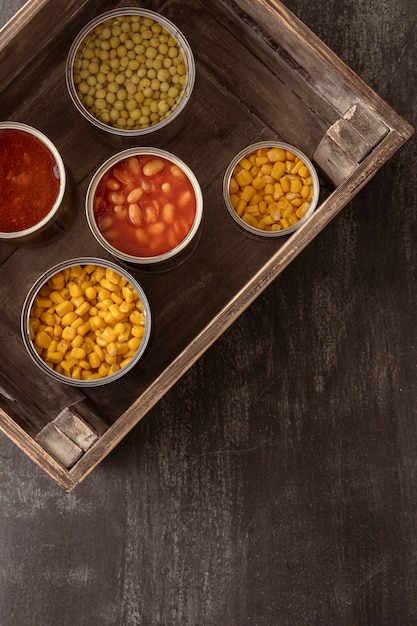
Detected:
left=0, top=121, right=74, bottom=246
left=85, top=147, right=203, bottom=270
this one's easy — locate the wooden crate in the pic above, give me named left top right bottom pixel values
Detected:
left=0, top=0, right=413, bottom=491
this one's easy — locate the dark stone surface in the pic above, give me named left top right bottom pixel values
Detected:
left=0, top=1, right=416, bottom=624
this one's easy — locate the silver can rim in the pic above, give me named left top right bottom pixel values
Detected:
left=223, top=140, right=320, bottom=238
left=21, top=257, right=152, bottom=387
left=65, top=7, right=195, bottom=137
left=0, top=121, right=67, bottom=240
left=85, top=147, right=204, bottom=264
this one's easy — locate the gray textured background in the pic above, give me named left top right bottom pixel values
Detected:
left=1, top=1, right=416, bottom=625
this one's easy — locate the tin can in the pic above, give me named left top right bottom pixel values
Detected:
left=21, top=257, right=152, bottom=387
left=65, top=8, right=195, bottom=146
left=0, top=121, right=74, bottom=246
left=223, top=141, right=320, bottom=238
left=85, top=147, right=203, bottom=270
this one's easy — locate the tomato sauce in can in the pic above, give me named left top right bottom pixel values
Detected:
left=0, top=128, right=60, bottom=233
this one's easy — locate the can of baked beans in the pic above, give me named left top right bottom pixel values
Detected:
left=85, top=147, right=203, bottom=270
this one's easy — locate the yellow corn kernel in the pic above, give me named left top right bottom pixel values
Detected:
left=290, top=178, right=302, bottom=194
left=230, top=193, right=239, bottom=209
left=229, top=177, right=239, bottom=194
left=69, top=284, right=83, bottom=298
left=101, top=326, right=117, bottom=344
left=236, top=198, right=247, bottom=217
left=29, top=319, right=40, bottom=340
left=88, top=352, right=102, bottom=369
left=46, top=351, right=63, bottom=364
left=55, top=300, right=74, bottom=317
left=75, top=301, right=90, bottom=317
left=280, top=217, right=290, bottom=229
left=103, top=311, right=119, bottom=326
left=71, top=366, right=82, bottom=380
left=104, top=353, right=117, bottom=365
left=36, top=297, right=54, bottom=310
left=119, top=323, right=132, bottom=342
left=105, top=268, right=120, bottom=285
left=116, top=342, right=129, bottom=356
left=288, top=213, right=298, bottom=226
left=234, top=169, right=253, bottom=187
left=242, top=213, right=258, bottom=227
left=93, top=344, right=105, bottom=361
left=108, top=304, right=125, bottom=321
left=40, top=312, right=56, bottom=327
left=61, top=357, right=77, bottom=373
left=280, top=176, right=290, bottom=193
left=281, top=202, right=293, bottom=218
left=130, top=310, right=145, bottom=326
left=267, top=148, right=286, bottom=162
left=238, top=156, right=252, bottom=171
left=49, top=271, right=65, bottom=289
left=77, top=321, right=91, bottom=337
left=271, top=161, right=286, bottom=180
left=251, top=177, right=265, bottom=191
left=240, top=185, right=256, bottom=203
left=84, top=286, right=96, bottom=300
left=127, top=336, right=142, bottom=351
left=78, top=359, right=91, bottom=370
left=290, top=197, right=303, bottom=207
left=90, top=315, right=106, bottom=331
left=121, top=286, right=136, bottom=304
left=255, top=155, right=269, bottom=167
left=301, top=185, right=311, bottom=199
left=71, top=317, right=83, bottom=329
left=264, top=183, right=275, bottom=195
left=273, top=183, right=283, bottom=199
left=106, top=342, right=118, bottom=357
left=100, top=278, right=117, bottom=292
left=110, top=291, right=123, bottom=306
left=108, top=363, right=120, bottom=375
left=62, top=326, right=77, bottom=342
left=35, top=331, right=52, bottom=350
left=61, top=311, right=78, bottom=327
left=71, top=334, right=84, bottom=349
left=268, top=202, right=281, bottom=221
left=98, top=362, right=110, bottom=377
left=56, top=340, right=70, bottom=355
left=70, top=347, right=87, bottom=360
left=131, top=325, right=144, bottom=339
left=285, top=150, right=296, bottom=161
left=119, top=357, right=133, bottom=369
left=299, top=165, right=309, bottom=178
left=260, top=164, right=273, bottom=176
left=49, top=290, right=64, bottom=305
left=296, top=202, right=310, bottom=219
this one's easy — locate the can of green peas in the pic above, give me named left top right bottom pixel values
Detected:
left=65, top=8, right=195, bottom=145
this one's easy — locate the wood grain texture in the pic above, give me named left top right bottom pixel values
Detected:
left=0, top=0, right=416, bottom=625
